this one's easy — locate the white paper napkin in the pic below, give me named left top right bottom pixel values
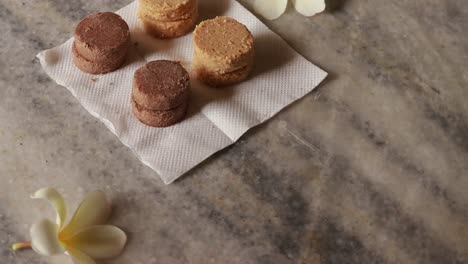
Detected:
left=37, top=0, right=327, bottom=184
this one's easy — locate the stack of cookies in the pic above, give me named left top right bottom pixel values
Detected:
left=73, top=12, right=130, bottom=74
left=138, top=0, right=198, bottom=39
left=132, top=60, right=190, bottom=127
left=192, top=16, right=255, bottom=87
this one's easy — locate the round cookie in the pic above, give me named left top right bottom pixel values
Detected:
left=132, top=60, right=190, bottom=111
left=72, top=43, right=127, bottom=74
left=140, top=9, right=198, bottom=39
left=138, top=0, right=198, bottom=21
left=193, top=61, right=253, bottom=87
left=74, top=12, right=130, bottom=63
left=193, top=16, right=254, bottom=73
left=132, top=99, right=188, bottom=127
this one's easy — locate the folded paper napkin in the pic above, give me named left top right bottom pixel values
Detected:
left=37, top=0, right=327, bottom=184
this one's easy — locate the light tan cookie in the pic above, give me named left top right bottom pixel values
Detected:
left=140, top=8, right=198, bottom=39
left=193, top=16, right=254, bottom=74
left=193, top=61, right=253, bottom=87
left=138, top=0, right=198, bottom=21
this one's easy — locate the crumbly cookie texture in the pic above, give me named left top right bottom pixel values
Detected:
left=140, top=9, right=198, bottom=39
left=72, top=43, right=127, bottom=74
left=132, top=99, right=188, bottom=127
left=138, top=0, right=198, bottom=39
left=193, top=16, right=254, bottom=86
left=131, top=60, right=190, bottom=127
left=132, top=60, right=190, bottom=111
left=193, top=61, right=254, bottom=87
left=138, top=0, right=198, bottom=21
left=74, top=12, right=130, bottom=62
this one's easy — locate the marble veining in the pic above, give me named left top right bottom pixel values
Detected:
left=1, top=0, right=467, bottom=263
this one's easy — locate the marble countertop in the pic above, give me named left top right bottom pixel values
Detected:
left=1, top=0, right=467, bottom=263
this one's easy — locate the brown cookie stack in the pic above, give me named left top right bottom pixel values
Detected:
left=138, top=0, right=198, bottom=39
left=73, top=12, right=130, bottom=74
left=192, top=16, right=254, bottom=87
left=132, top=60, right=190, bottom=127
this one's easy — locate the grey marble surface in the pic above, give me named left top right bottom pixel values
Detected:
left=1, top=0, right=468, bottom=263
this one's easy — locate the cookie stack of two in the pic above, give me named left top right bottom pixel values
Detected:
left=132, top=61, right=190, bottom=127
left=138, top=0, right=198, bottom=39
left=73, top=12, right=130, bottom=74
left=193, top=17, right=255, bottom=87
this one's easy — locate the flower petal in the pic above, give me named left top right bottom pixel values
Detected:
left=293, top=0, right=326, bottom=16
left=66, top=247, right=96, bottom=264
left=31, top=188, right=67, bottom=228
left=30, top=219, right=65, bottom=256
left=60, top=191, right=111, bottom=239
left=253, top=0, right=288, bottom=20
left=63, top=225, right=127, bottom=259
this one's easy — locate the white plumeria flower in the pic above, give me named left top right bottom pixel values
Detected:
left=12, top=188, right=127, bottom=264
left=253, top=0, right=326, bottom=20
